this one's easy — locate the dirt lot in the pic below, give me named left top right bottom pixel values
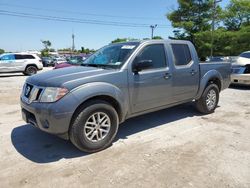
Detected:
left=0, top=68, right=250, bottom=188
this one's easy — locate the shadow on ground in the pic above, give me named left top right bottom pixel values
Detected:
left=11, top=103, right=200, bottom=163
left=229, top=84, right=250, bottom=90
left=0, top=74, right=26, bottom=78
left=11, top=125, right=86, bottom=163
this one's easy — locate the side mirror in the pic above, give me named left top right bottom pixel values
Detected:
left=133, top=59, right=153, bottom=73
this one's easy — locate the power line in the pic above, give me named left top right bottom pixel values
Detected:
left=0, top=2, right=164, bottom=21
left=0, top=10, right=171, bottom=28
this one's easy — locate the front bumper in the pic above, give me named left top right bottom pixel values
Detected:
left=231, top=74, right=250, bottom=86
left=20, top=93, right=78, bottom=139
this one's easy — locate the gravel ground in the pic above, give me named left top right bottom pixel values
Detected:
left=0, top=68, right=250, bottom=188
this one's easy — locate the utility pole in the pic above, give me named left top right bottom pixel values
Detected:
left=150, top=24, right=157, bottom=39
left=72, top=33, right=75, bottom=54
left=210, top=0, right=222, bottom=57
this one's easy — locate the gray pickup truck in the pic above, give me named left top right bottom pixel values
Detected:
left=20, top=40, right=231, bottom=152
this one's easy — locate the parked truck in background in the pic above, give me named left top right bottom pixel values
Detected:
left=20, top=40, right=231, bottom=152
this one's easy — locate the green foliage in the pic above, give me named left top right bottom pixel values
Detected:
left=152, top=36, right=163, bottom=39
left=194, top=26, right=250, bottom=58
left=0, top=48, right=4, bottom=54
left=41, top=49, right=49, bottom=57
left=49, top=48, right=55, bottom=52
left=79, top=47, right=95, bottom=54
left=223, top=0, right=250, bottom=31
left=111, top=38, right=128, bottom=43
left=167, top=0, right=214, bottom=42
left=41, top=40, right=52, bottom=56
left=167, top=0, right=250, bottom=58
left=41, top=40, right=52, bottom=49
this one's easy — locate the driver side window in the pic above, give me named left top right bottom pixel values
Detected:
left=136, top=44, right=167, bottom=70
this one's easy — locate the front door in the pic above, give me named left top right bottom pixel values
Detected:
left=128, top=43, right=172, bottom=113
left=0, top=54, right=15, bottom=72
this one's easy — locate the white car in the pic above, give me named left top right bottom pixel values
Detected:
left=231, top=51, right=250, bottom=86
left=237, top=51, right=250, bottom=65
left=0, top=53, right=43, bottom=75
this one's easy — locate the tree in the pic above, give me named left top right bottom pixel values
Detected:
left=223, top=0, right=250, bottom=31
left=0, top=48, right=4, bottom=54
left=166, top=0, right=250, bottom=59
left=194, top=25, right=250, bottom=58
left=167, top=0, right=215, bottom=43
left=111, top=38, right=128, bottom=43
left=41, top=40, right=52, bottom=57
left=78, top=47, right=95, bottom=54
left=152, top=36, right=163, bottom=39
left=41, top=40, right=52, bottom=50
left=111, top=38, right=138, bottom=44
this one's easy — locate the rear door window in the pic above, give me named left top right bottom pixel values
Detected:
left=23, top=55, right=35, bottom=59
left=15, top=54, right=23, bottom=60
left=171, top=44, right=192, bottom=66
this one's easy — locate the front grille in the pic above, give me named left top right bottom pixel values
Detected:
left=23, top=83, right=43, bottom=103
left=24, top=84, right=33, bottom=98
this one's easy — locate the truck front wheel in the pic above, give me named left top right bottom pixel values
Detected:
left=69, top=100, right=119, bottom=152
left=195, top=83, right=219, bottom=114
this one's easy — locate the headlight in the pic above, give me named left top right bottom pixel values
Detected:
left=40, top=87, right=69, bottom=103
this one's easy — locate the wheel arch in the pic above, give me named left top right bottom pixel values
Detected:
left=68, top=82, right=128, bottom=127
left=71, top=94, right=123, bottom=125
left=25, top=64, right=38, bottom=70
left=196, top=70, right=223, bottom=99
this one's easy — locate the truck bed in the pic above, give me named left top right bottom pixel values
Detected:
left=199, top=62, right=231, bottom=90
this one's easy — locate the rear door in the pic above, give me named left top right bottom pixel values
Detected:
left=170, top=43, right=199, bottom=102
left=14, top=54, right=26, bottom=71
left=0, top=54, right=16, bottom=72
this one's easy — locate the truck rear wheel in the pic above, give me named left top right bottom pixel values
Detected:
left=195, top=83, right=219, bottom=114
left=69, top=100, right=119, bottom=152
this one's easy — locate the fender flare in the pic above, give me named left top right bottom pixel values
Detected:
left=70, top=82, right=128, bottom=122
left=195, top=70, right=223, bottom=99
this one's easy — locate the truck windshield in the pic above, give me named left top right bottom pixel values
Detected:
left=83, top=42, right=139, bottom=68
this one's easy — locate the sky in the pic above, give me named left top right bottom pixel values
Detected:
left=0, top=0, right=230, bottom=52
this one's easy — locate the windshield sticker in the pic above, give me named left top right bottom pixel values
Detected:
left=114, top=62, right=122, bottom=65
left=121, top=45, right=136, bottom=49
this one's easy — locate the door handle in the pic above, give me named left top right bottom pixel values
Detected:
left=190, top=70, right=197, bottom=75
left=164, top=73, right=172, bottom=79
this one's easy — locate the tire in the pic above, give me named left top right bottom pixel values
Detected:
left=195, top=83, right=219, bottom=114
left=23, top=66, right=38, bottom=76
left=69, top=100, right=119, bottom=152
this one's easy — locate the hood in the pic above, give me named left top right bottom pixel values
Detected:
left=27, top=66, right=116, bottom=88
